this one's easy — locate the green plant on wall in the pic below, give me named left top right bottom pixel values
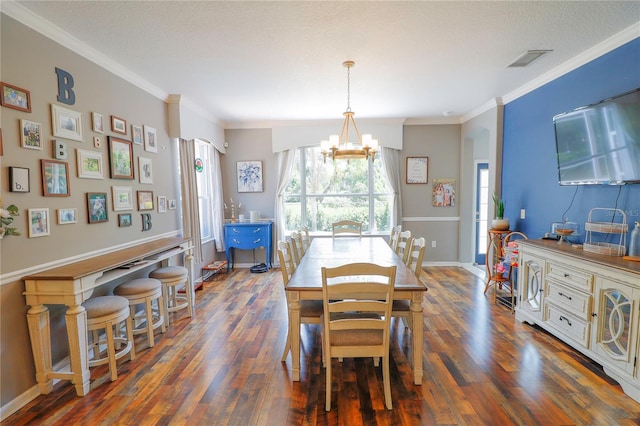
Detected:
left=492, top=192, right=505, bottom=218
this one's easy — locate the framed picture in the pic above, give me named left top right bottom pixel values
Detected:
left=169, top=199, right=177, bottom=210
left=118, top=213, right=132, bottom=227
left=51, top=104, right=83, bottom=141
left=87, top=192, right=109, bottom=223
left=9, top=167, right=30, bottom=193
left=111, top=115, right=127, bottom=135
left=92, top=112, right=104, bottom=133
left=432, top=178, right=456, bottom=207
left=144, top=125, right=157, bottom=153
left=108, top=136, right=134, bottom=179
left=237, top=160, right=263, bottom=193
left=28, top=208, right=50, bottom=238
left=41, top=159, right=70, bottom=197
left=139, top=157, right=153, bottom=184
left=20, top=119, right=43, bottom=150
left=137, top=190, right=154, bottom=211
left=76, top=149, right=104, bottom=179
left=157, top=196, right=167, bottom=213
left=0, top=128, right=3, bottom=156
left=132, top=124, right=143, bottom=145
left=112, top=186, right=134, bottom=211
left=406, top=157, right=428, bottom=184
left=1, top=82, right=31, bottom=112
left=57, top=208, right=77, bottom=225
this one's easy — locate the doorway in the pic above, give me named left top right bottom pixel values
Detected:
left=475, top=162, right=489, bottom=265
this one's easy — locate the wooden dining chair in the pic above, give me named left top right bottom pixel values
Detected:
left=321, top=262, right=397, bottom=411
left=292, top=230, right=306, bottom=258
left=277, top=240, right=324, bottom=363
left=331, top=220, right=362, bottom=237
left=300, top=226, right=311, bottom=252
left=393, top=237, right=426, bottom=330
left=289, top=231, right=303, bottom=267
left=388, top=225, right=401, bottom=251
left=395, top=230, right=413, bottom=263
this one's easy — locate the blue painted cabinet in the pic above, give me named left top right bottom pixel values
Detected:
left=224, top=222, right=273, bottom=271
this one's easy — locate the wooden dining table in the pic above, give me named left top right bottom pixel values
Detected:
left=285, top=236, right=428, bottom=385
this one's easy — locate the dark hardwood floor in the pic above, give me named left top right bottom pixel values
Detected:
left=6, top=266, right=640, bottom=425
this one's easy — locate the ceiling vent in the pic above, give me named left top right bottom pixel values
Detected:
left=507, top=50, right=553, bottom=68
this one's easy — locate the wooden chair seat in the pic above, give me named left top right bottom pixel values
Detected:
left=114, top=278, right=166, bottom=349
left=149, top=266, right=193, bottom=326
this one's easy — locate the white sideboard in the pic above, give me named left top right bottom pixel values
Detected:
left=516, top=239, right=640, bottom=403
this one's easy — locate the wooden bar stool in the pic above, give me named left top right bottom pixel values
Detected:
left=83, top=296, right=135, bottom=382
left=149, top=266, right=193, bottom=325
left=114, top=278, right=166, bottom=349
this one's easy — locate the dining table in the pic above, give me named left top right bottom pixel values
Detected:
left=285, top=236, right=428, bottom=385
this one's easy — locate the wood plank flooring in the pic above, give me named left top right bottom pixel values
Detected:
left=5, top=266, right=640, bottom=425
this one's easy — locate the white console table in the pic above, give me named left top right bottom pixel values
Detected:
left=516, top=239, right=640, bottom=402
left=22, top=237, right=193, bottom=397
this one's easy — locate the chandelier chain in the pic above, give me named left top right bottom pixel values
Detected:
left=345, top=64, right=351, bottom=112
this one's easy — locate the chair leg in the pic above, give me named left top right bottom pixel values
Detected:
left=281, top=329, right=291, bottom=362
left=325, top=357, right=332, bottom=411
left=105, top=323, right=117, bottom=381
left=382, top=355, right=392, bottom=410
left=145, top=297, right=154, bottom=347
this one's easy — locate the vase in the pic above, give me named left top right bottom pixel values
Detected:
left=491, top=218, right=510, bottom=231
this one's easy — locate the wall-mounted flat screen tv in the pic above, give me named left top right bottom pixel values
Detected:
left=554, top=88, right=640, bottom=185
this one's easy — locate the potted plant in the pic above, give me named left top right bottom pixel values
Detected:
left=491, top=192, right=509, bottom=231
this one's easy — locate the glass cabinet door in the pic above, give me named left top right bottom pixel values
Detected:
left=519, top=253, right=544, bottom=321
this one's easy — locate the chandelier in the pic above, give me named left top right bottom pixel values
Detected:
left=321, top=60, right=379, bottom=163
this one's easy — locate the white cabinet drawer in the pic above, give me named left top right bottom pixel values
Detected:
left=547, top=262, right=594, bottom=292
left=545, top=303, right=591, bottom=348
left=546, top=281, right=592, bottom=320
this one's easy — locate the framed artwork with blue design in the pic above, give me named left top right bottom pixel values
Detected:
left=237, top=160, right=263, bottom=193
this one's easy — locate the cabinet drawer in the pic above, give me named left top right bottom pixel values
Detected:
left=546, top=281, right=592, bottom=320
left=546, top=262, right=594, bottom=292
left=227, top=235, right=267, bottom=249
left=545, top=304, right=591, bottom=348
left=226, top=226, right=268, bottom=237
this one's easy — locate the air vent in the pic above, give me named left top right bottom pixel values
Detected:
left=507, top=50, right=552, bottom=68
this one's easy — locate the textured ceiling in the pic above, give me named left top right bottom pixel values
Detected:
left=8, top=1, right=640, bottom=127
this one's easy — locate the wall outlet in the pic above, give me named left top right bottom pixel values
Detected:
left=431, top=241, right=436, bottom=248
left=520, top=208, right=526, bottom=219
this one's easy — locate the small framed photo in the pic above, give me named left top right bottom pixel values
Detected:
left=139, top=157, right=153, bottom=184
left=1, top=82, right=31, bottom=112
left=132, top=124, right=143, bottom=145
left=111, top=115, right=127, bottom=135
left=137, top=190, right=154, bottom=211
left=118, top=213, right=132, bottom=227
left=169, top=199, right=177, bottom=210
left=112, top=186, right=134, bottom=211
left=76, top=149, right=104, bottom=179
left=57, top=208, right=77, bottom=225
left=157, top=196, right=167, bottom=213
left=406, top=157, right=428, bottom=184
left=20, top=119, right=43, bottom=150
left=9, top=166, right=30, bottom=193
left=51, top=104, right=83, bottom=142
left=41, top=159, right=70, bottom=197
left=92, top=112, right=104, bottom=133
left=28, top=208, right=50, bottom=238
left=108, top=136, right=134, bottom=179
left=237, top=160, right=263, bottom=193
left=87, top=192, right=109, bottom=223
left=432, top=178, right=456, bottom=207
left=144, top=125, right=157, bottom=153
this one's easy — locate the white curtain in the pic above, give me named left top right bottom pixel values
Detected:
left=381, top=147, right=402, bottom=227
left=274, top=149, right=296, bottom=243
left=179, top=139, right=203, bottom=263
left=211, top=147, right=225, bottom=251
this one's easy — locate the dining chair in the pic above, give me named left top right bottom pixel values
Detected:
left=289, top=231, right=303, bottom=267
left=331, top=220, right=362, bottom=237
left=321, top=262, right=397, bottom=411
left=393, top=237, right=425, bottom=330
left=292, top=230, right=306, bottom=258
left=388, top=225, right=401, bottom=251
left=277, top=240, right=324, bottom=363
left=300, top=226, right=311, bottom=252
left=395, top=230, right=413, bottom=263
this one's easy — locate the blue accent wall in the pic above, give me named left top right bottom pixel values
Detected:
left=502, top=38, right=640, bottom=245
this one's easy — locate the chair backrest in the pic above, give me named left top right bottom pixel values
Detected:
left=331, top=220, right=362, bottom=237
left=395, top=230, right=412, bottom=263
left=405, top=237, right=426, bottom=278
left=300, top=226, right=311, bottom=251
left=388, top=225, right=401, bottom=250
left=277, top=240, right=296, bottom=285
left=289, top=231, right=302, bottom=266
left=292, top=230, right=306, bottom=258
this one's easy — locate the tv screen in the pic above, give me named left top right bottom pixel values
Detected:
left=553, top=88, right=640, bottom=185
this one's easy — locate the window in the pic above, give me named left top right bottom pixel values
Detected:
left=195, top=140, right=213, bottom=241
left=283, top=146, right=393, bottom=233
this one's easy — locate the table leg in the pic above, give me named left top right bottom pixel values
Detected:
left=65, top=304, right=91, bottom=396
left=410, top=291, right=424, bottom=385
left=26, top=304, right=53, bottom=394
left=287, top=292, right=301, bottom=381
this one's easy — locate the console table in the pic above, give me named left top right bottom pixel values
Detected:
left=224, top=222, right=273, bottom=271
left=22, top=237, right=193, bottom=397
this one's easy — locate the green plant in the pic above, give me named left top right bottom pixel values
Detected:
left=492, top=192, right=505, bottom=218
left=0, top=204, right=20, bottom=238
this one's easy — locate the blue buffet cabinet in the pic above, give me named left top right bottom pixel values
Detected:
left=224, top=221, right=273, bottom=271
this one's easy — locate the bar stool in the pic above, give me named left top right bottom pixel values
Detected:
left=114, top=278, right=166, bottom=349
left=149, top=266, right=193, bottom=325
left=83, top=295, right=135, bottom=382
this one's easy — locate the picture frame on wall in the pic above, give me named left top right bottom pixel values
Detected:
left=9, top=166, right=30, bottom=193
left=41, top=159, right=70, bottom=197
left=51, top=104, right=83, bottom=141
left=406, top=156, right=428, bottom=184
left=237, top=160, right=263, bottom=193
left=169, top=199, right=177, bottom=210
left=137, top=190, right=154, bottom=211
left=432, top=178, right=456, bottom=207
left=20, top=119, right=43, bottom=150
left=57, top=208, right=77, bottom=225
left=112, top=186, right=134, bottom=211
left=87, top=192, right=109, bottom=223
left=28, top=208, right=50, bottom=238
left=108, top=136, right=134, bottom=179
left=92, top=112, right=104, bottom=133
left=118, top=213, right=132, bottom=227
left=1, top=82, right=31, bottom=112
left=157, top=196, right=167, bottom=213
left=131, top=124, right=143, bottom=145
left=111, top=115, right=127, bottom=135
left=138, top=157, right=153, bottom=184
left=144, top=125, right=157, bottom=153
left=76, top=149, right=104, bottom=179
